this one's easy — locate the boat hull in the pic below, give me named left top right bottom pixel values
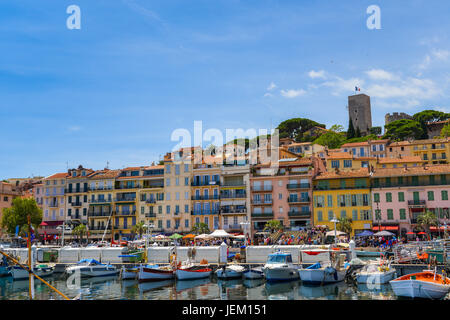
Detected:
left=243, top=268, right=264, bottom=280
left=390, top=279, right=450, bottom=299
left=264, top=267, right=299, bottom=282
left=120, top=267, right=138, bottom=280
left=176, top=268, right=212, bottom=280
left=356, top=270, right=396, bottom=284
left=138, top=266, right=174, bottom=282
left=216, top=269, right=243, bottom=279
left=299, top=268, right=345, bottom=285
left=0, top=266, right=11, bottom=277
left=66, top=266, right=118, bottom=278
left=12, top=266, right=54, bottom=280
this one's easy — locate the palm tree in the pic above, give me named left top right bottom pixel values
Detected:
left=73, top=224, right=87, bottom=245
left=336, top=217, right=353, bottom=236
left=132, top=222, right=146, bottom=240
left=417, top=210, right=438, bottom=240
left=191, top=222, right=210, bottom=235
left=264, top=220, right=283, bottom=233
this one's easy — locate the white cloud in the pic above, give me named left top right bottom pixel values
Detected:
left=322, top=77, right=364, bottom=96
left=267, top=82, right=277, bottom=91
left=263, top=92, right=274, bottom=98
left=67, top=126, right=82, bottom=132
left=366, top=77, right=441, bottom=100
left=308, top=70, right=326, bottom=79
left=431, top=49, right=450, bottom=61
left=417, top=48, right=450, bottom=71
left=280, top=89, right=306, bottom=98
left=366, top=69, right=397, bottom=81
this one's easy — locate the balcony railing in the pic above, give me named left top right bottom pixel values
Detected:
left=251, top=212, right=273, bottom=218
left=88, top=211, right=111, bottom=217
left=252, top=200, right=272, bottom=205
left=287, top=197, right=310, bottom=203
left=115, top=185, right=141, bottom=190
left=114, top=210, right=137, bottom=216
left=48, top=202, right=59, bottom=207
left=287, top=183, right=310, bottom=189
left=251, top=186, right=273, bottom=192
left=70, top=201, right=83, bottom=207
left=89, top=199, right=112, bottom=204
left=89, top=225, right=111, bottom=231
left=220, top=194, right=246, bottom=199
left=220, top=208, right=247, bottom=214
left=114, top=198, right=136, bottom=202
left=142, top=184, right=164, bottom=189
left=288, top=211, right=311, bottom=217
left=191, top=181, right=221, bottom=186
left=89, top=186, right=113, bottom=191
left=222, top=182, right=246, bottom=187
left=191, top=210, right=220, bottom=215
left=145, top=212, right=156, bottom=218
left=223, top=224, right=242, bottom=230
left=191, top=195, right=220, bottom=200
left=145, top=199, right=156, bottom=204
left=65, top=188, right=88, bottom=193
left=408, top=200, right=426, bottom=206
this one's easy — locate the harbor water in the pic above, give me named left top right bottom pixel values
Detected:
left=1, top=273, right=444, bottom=300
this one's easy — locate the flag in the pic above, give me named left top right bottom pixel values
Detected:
left=355, top=86, right=361, bottom=92
left=30, top=225, right=35, bottom=242
left=15, top=225, right=19, bottom=237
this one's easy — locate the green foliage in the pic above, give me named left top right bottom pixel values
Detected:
left=347, top=119, right=355, bottom=139
left=132, top=222, right=146, bottom=238
left=413, top=110, right=450, bottom=139
left=343, top=134, right=379, bottom=144
left=417, top=210, right=438, bottom=240
left=73, top=224, right=87, bottom=244
left=355, top=126, right=361, bottom=138
left=191, top=222, right=210, bottom=235
left=263, top=219, right=283, bottom=233
left=441, top=122, right=450, bottom=138
left=370, top=126, right=382, bottom=135
left=277, top=118, right=325, bottom=142
left=330, top=124, right=344, bottom=133
left=336, top=217, right=353, bottom=235
left=1, top=197, right=42, bottom=235
left=313, top=130, right=346, bottom=149
left=383, top=119, right=424, bottom=141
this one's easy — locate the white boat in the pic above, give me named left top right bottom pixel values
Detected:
left=138, top=264, right=174, bottom=282
left=215, top=264, right=245, bottom=279
left=390, top=270, right=450, bottom=299
left=11, top=264, right=54, bottom=280
left=263, top=252, right=299, bottom=282
left=176, top=267, right=212, bottom=280
left=243, top=266, right=264, bottom=280
left=298, top=262, right=346, bottom=285
left=120, top=266, right=139, bottom=280
left=65, top=259, right=118, bottom=277
left=356, top=263, right=396, bottom=284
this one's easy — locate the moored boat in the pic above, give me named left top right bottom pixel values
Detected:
left=215, top=264, right=245, bottom=279
left=243, top=266, right=264, bottom=280
left=176, top=267, right=212, bottom=280
left=263, top=252, right=299, bottom=282
left=12, top=264, right=54, bottom=280
left=65, top=259, right=118, bottom=278
left=298, top=262, right=346, bottom=285
left=120, top=266, right=139, bottom=280
left=138, top=264, right=174, bottom=282
left=356, top=263, right=396, bottom=284
left=389, top=270, right=450, bottom=299
left=0, top=256, right=11, bottom=277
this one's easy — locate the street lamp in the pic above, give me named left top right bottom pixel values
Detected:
left=330, top=216, right=339, bottom=246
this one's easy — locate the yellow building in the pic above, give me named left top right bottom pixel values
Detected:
left=410, top=138, right=449, bottom=165
left=326, top=152, right=376, bottom=172
left=137, top=165, right=164, bottom=232
left=376, top=156, right=425, bottom=169
left=87, top=169, right=119, bottom=242
left=313, top=168, right=373, bottom=236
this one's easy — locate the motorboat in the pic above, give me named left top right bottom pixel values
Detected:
left=298, top=257, right=347, bottom=285
left=389, top=269, right=450, bottom=299
left=263, top=252, right=299, bottom=282
left=120, top=265, right=139, bottom=280
left=356, top=262, right=396, bottom=284
left=138, top=264, right=174, bottom=282
left=176, top=266, right=212, bottom=280
left=0, top=256, right=11, bottom=277
left=243, top=266, right=264, bottom=280
left=11, top=264, right=54, bottom=280
left=65, top=259, right=118, bottom=277
left=215, top=264, right=245, bottom=279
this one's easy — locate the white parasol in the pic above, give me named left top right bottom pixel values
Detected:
left=325, top=230, right=347, bottom=237
left=194, top=233, right=212, bottom=240
left=373, top=230, right=394, bottom=236
left=209, top=229, right=232, bottom=238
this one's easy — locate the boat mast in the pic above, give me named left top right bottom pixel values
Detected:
left=102, top=210, right=113, bottom=243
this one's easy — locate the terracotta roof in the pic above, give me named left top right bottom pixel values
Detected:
left=387, top=141, right=411, bottom=147
left=341, top=141, right=370, bottom=148
left=378, top=156, right=424, bottom=164
left=142, top=165, right=164, bottom=170
left=372, top=164, right=450, bottom=177
left=327, top=152, right=353, bottom=159
left=287, top=142, right=313, bottom=147
left=410, top=137, right=450, bottom=145
left=89, top=169, right=120, bottom=179
left=45, top=173, right=69, bottom=180
left=368, top=139, right=390, bottom=144
left=315, top=168, right=371, bottom=180
left=122, top=167, right=142, bottom=171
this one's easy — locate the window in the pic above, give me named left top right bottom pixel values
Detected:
left=184, top=164, right=189, bottom=172
left=375, top=209, right=381, bottom=221
left=175, top=164, right=180, bottom=175
left=387, top=209, right=394, bottom=220
left=185, top=205, right=189, bottom=213
left=279, top=193, right=282, bottom=200
left=374, top=193, right=380, bottom=203
left=166, top=205, right=170, bottom=214
left=327, top=195, right=333, bottom=207
left=442, top=190, right=448, bottom=201
left=352, top=210, right=358, bottom=221
left=343, top=160, right=352, bottom=168
left=158, top=206, right=162, bottom=214
left=166, top=192, right=170, bottom=201
left=398, top=192, right=405, bottom=202
left=166, top=178, right=170, bottom=186
left=176, top=192, right=180, bottom=200
left=340, top=210, right=346, bottom=218
left=166, top=220, right=171, bottom=228
left=185, top=177, right=189, bottom=186
left=175, top=178, right=179, bottom=186
left=331, top=160, right=340, bottom=168
left=317, top=211, right=323, bottom=222
left=427, top=191, right=434, bottom=201
left=328, top=211, right=333, bottom=221
left=386, top=193, right=392, bottom=202
left=185, top=219, right=189, bottom=228
left=185, top=192, right=189, bottom=200
left=165, top=165, right=171, bottom=173
left=279, top=207, right=283, bottom=213
left=399, top=209, right=406, bottom=220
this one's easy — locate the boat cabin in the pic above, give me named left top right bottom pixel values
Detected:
left=266, top=252, right=293, bottom=264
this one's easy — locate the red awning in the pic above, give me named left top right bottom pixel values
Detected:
left=372, top=226, right=399, bottom=231
left=430, top=226, right=447, bottom=231
left=406, top=232, right=415, bottom=235
left=40, top=221, right=49, bottom=226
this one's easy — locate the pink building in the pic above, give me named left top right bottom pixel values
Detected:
left=371, top=165, right=450, bottom=237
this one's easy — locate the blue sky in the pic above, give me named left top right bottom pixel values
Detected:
left=1, top=0, right=450, bottom=179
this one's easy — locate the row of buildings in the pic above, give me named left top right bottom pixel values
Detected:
left=14, top=135, right=447, bottom=243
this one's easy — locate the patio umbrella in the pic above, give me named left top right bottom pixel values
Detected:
left=325, top=230, right=347, bottom=237
left=154, top=234, right=167, bottom=239
left=356, top=230, right=374, bottom=237
left=406, top=232, right=415, bottom=235
left=40, top=221, right=49, bottom=226
left=195, top=234, right=212, bottom=240
left=209, top=229, right=232, bottom=237
left=169, top=233, right=183, bottom=239
left=182, top=234, right=196, bottom=239
left=373, top=230, right=394, bottom=236
left=417, top=232, right=427, bottom=235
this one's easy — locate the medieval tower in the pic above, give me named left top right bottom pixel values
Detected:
left=348, top=94, right=372, bottom=135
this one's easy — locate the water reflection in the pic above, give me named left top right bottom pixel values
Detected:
left=264, top=280, right=299, bottom=299
left=299, top=283, right=342, bottom=299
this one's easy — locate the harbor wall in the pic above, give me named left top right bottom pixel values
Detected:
left=245, top=245, right=330, bottom=263
left=147, top=246, right=222, bottom=263
left=57, top=247, right=125, bottom=263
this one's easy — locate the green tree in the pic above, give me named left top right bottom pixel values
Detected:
left=417, top=210, right=438, bottom=241
left=277, top=118, right=325, bottom=142
left=131, top=221, right=146, bottom=240
left=1, top=197, right=42, bottom=235
left=313, top=130, right=346, bottom=149
left=383, top=119, right=424, bottom=141
left=336, top=217, right=353, bottom=235
left=330, top=124, right=344, bottom=133
left=413, top=110, right=450, bottom=139
left=263, top=219, right=283, bottom=233
left=370, top=126, right=382, bottom=135
left=355, top=126, right=362, bottom=138
left=73, top=224, right=87, bottom=245
left=347, top=119, right=355, bottom=139
left=441, top=122, right=450, bottom=138
left=191, top=222, right=210, bottom=234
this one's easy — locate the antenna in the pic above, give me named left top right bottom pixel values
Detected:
left=66, top=161, right=69, bottom=170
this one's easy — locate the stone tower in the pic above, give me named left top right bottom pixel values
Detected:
left=348, top=94, right=372, bottom=135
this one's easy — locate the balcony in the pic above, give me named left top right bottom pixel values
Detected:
left=65, top=188, right=88, bottom=194
left=251, top=212, right=273, bottom=218
left=251, top=186, right=273, bottom=192
left=288, top=197, right=310, bottom=204
left=220, top=193, right=246, bottom=199
left=145, top=199, right=156, bottom=204
left=90, top=186, right=113, bottom=191
left=191, top=195, right=220, bottom=200
left=89, top=199, right=112, bottom=204
left=145, top=212, right=156, bottom=218
left=115, top=185, right=141, bottom=190
left=114, top=198, right=136, bottom=203
left=68, top=214, right=81, bottom=220
left=142, top=184, right=164, bottom=189
left=70, top=201, right=83, bottom=207
left=48, top=202, right=59, bottom=208
left=89, top=225, right=111, bottom=231
left=191, top=181, right=221, bottom=187
left=222, top=182, right=246, bottom=187
left=408, top=200, right=426, bottom=207
left=288, top=211, right=311, bottom=218
left=88, top=211, right=111, bottom=217
left=191, top=210, right=220, bottom=215
left=252, top=200, right=272, bottom=205
left=220, top=208, right=247, bottom=215
left=114, top=210, right=137, bottom=216
left=223, top=224, right=242, bottom=230
left=286, top=183, right=310, bottom=189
